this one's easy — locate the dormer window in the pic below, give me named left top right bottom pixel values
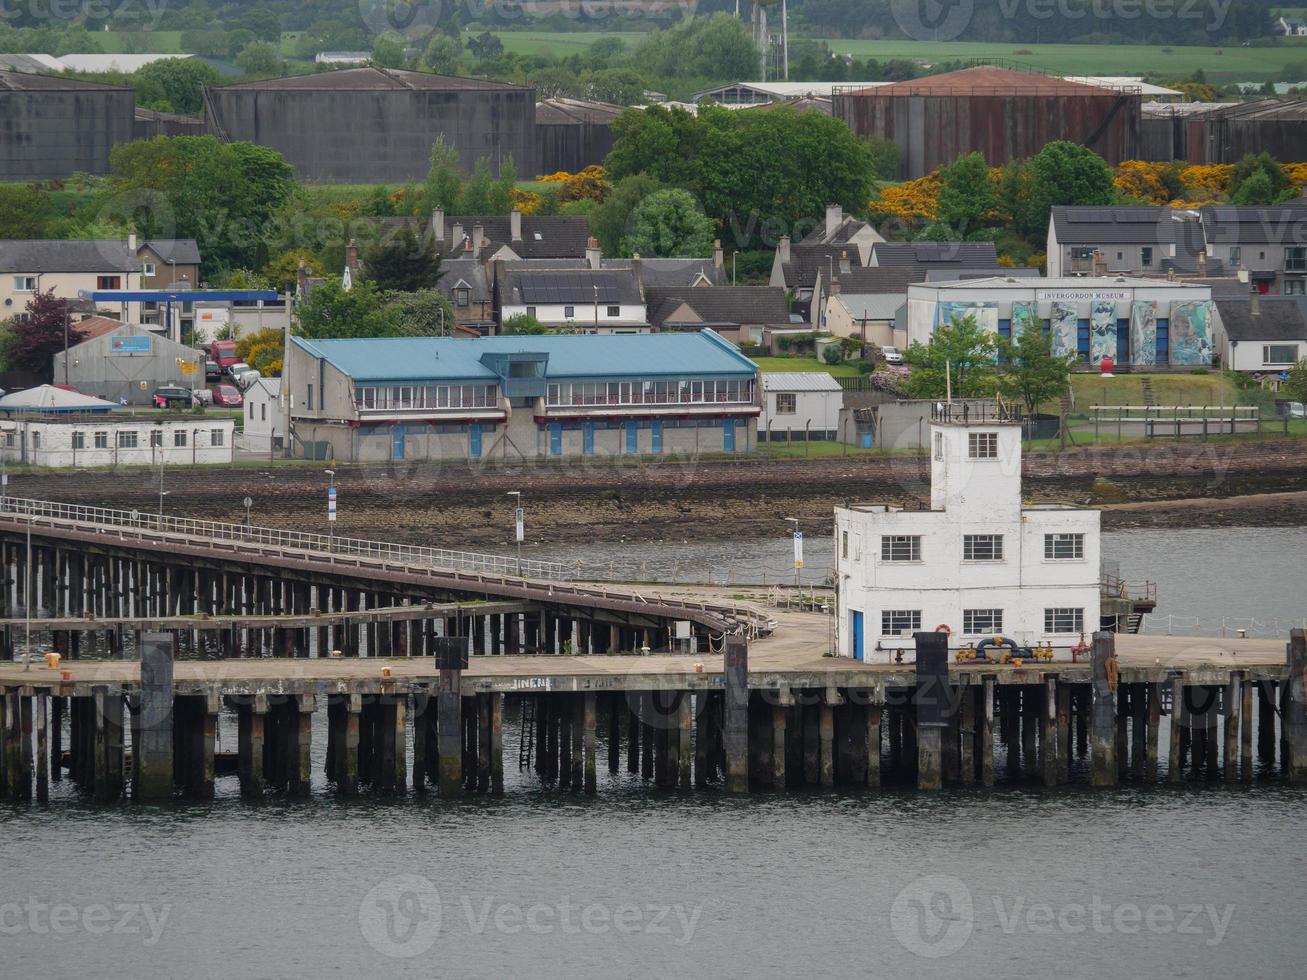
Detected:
left=456, top=287, right=470, bottom=307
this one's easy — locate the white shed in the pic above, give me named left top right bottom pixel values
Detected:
left=758, top=372, right=843, bottom=442
left=242, top=378, right=284, bottom=452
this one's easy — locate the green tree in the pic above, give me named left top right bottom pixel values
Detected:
left=1230, top=152, right=1293, bottom=203
left=1231, top=170, right=1280, bottom=206
left=591, top=173, right=662, bottom=255
left=295, top=278, right=400, bottom=339
left=865, top=135, right=900, bottom=181
left=365, top=224, right=442, bottom=292
left=937, top=151, right=996, bottom=233
left=242, top=8, right=281, bottom=42
left=1019, top=141, right=1114, bottom=237
left=605, top=105, right=701, bottom=186
left=466, top=31, right=503, bottom=60
left=371, top=37, right=406, bottom=68
left=626, top=189, right=714, bottom=257
left=634, top=12, right=757, bottom=81
left=235, top=326, right=284, bottom=376
left=133, top=58, right=221, bottom=114
left=996, top=322, right=1076, bottom=415
left=902, top=315, right=997, bottom=399
left=585, top=68, right=645, bottom=106
left=424, top=136, right=464, bottom=210
left=221, top=268, right=272, bottom=289
left=235, top=40, right=283, bottom=76
left=0, top=291, right=85, bottom=381
left=502, top=312, right=549, bottom=335
left=381, top=289, right=456, bottom=336
left=424, top=34, right=463, bottom=75
left=1283, top=357, right=1307, bottom=403
left=0, top=185, right=46, bottom=238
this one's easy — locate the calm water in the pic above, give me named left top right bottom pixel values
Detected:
left=3, top=526, right=1306, bottom=977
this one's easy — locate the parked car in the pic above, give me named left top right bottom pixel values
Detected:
left=205, top=359, right=221, bottom=382
left=881, top=345, right=903, bottom=365
left=1288, top=401, right=1306, bottom=420
left=212, top=384, right=243, bottom=408
left=192, top=388, right=214, bottom=407
left=227, top=362, right=251, bottom=381
left=210, top=339, right=239, bottom=369
left=152, top=385, right=193, bottom=409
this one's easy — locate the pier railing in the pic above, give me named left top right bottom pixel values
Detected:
left=0, top=494, right=575, bottom=582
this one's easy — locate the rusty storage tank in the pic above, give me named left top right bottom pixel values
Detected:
left=833, top=65, right=1141, bottom=179
left=203, top=66, right=536, bottom=183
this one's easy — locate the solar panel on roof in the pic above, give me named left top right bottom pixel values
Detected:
left=1065, top=209, right=1101, bottom=221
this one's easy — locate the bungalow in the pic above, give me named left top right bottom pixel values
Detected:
left=1212, top=292, right=1307, bottom=373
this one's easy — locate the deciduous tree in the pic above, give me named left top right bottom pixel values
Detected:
left=902, top=314, right=997, bottom=399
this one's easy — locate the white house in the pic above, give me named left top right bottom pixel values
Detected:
left=0, top=416, right=234, bottom=468
left=758, top=373, right=843, bottom=442
left=242, top=378, right=284, bottom=452
left=498, top=265, right=648, bottom=333
left=1, top=239, right=144, bottom=322
left=834, top=404, right=1101, bottom=661
left=1212, top=294, right=1307, bottom=372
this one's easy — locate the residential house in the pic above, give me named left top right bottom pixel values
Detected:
left=1279, top=17, right=1307, bottom=36
left=868, top=241, right=999, bottom=268
left=285, top=330, right=760, bottom=462
left=386, top=208, right=593, bottom=263
left=1047, top=206, right=1208, bottom=277
left=645, top=285, right=791, bottom=344
left=497, top=267, right=648, bottom=333
left=1212, top=291, right=1307, bottom=372
left=769, top=204, right=886, bottom=317
left=1199, top=204, right=1307, bottom=295
left=758, top=373, right=844, bottom=442
left=242, top=378, right=285, bottom=452
left=0, top=238, right=143, bottom=321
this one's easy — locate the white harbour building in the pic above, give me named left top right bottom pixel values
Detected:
left=834, top=404, right=1101, bottom=660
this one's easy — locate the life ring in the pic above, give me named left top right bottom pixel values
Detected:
left=935, top=623, right=952, bottom=635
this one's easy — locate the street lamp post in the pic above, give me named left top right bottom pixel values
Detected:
left=507, top=490, right=523, bottom=575
left=325, top=469, right=337, bottom=549
left=156, top=433, right=167, bottom=522
left=784, top=516, right=802, bottom=589
left=243, top=495, right=253, bottom=532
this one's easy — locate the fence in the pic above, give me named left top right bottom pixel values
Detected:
left=1142, top=614, right=1307, bottom=639
left=1087, top=404, right=1266, bottom=440
left=0, top=494, right=575, bottom=582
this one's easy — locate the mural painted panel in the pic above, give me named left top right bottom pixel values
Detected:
left=1090, top=299, right=1116, bottom=365
left=1131, top=301, right=1156, bottom=367
left=1169, top=300, right=1214, bottom=365
left=938, top=301, right=999, bottom=334
left=1011, top=300, right=1039, bottom=338
left=1050, top=302, right=1078, bottom=358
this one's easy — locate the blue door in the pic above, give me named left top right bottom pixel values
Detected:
left=391, top=425, right=405, bottom=460
left=723, top=419, right=735, bottom=452
left=583, top=422, right=595, bottom=455
left=625, top=420, right=638, bottom=453
left=851, top=611, right=864, bottom=661
left=549, top=423, right=562, bottom=456
left=651, top=421, right=663, bottom=453
left=469, top=423, right=481, bottom=458
left=1116, top=318, right=1131, bottom=362
left=861, top=433, right=872, bottom=449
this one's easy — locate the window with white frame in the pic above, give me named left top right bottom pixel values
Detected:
left=933, top=432, right=943, bottom=460
left=775, top=392, right=797, bottom=414
left=210, top=429, right=225, bottom=447
left=1264, top=344, right=1298, bottom=365
left=841, top=530, right=848, bottom=559
left=564, top=305, right=575, bottom=318
left=117, top=431, right=138, bottom=449
left=968, top=432, right=998, bottom=459
left=13, top=276, right=36, bottom=292
left=963, top=534, right=1004, bottom=561
left=881, top=609, right=921, bottom=635
left=93, top=431, right=108, bottom=449
left=142, top=262, right=156, bottom=276
left=71, top=432, right=85, bottom=450
left=606, top=305, right=620, bottom=317
left=31, top=431, right=40, bottom=449
left=149, top=430, right=163, bottom=447
left=963, top=608, right=1004, bottom=635
left=3, top=433, right=13, bottom=448
left=880, top=535, right=921, bottom=562
left=1044, top=608, right=1084, bottom=633
left=1044, top=533, right=1085, bottom=559
left=174, top=431, right=187, bottom=447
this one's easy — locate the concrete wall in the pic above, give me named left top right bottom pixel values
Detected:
left=0, top=417, right=234, bottom=467
left=54, top=325, right=202, bottom=406
left=0, top=88, right=136, bottom=179
left=758, top=388, right=842, bottom=439
left=205, top=88, right=536, bottom=182
left=243, top=382, right=284, bottom=450
left=536, top=121, right=614, bottom=176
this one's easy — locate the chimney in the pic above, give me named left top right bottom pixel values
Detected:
left=451, top=221, right=464, bottom=251
left=431, top=208, right=445, bottom=242
left=1250, top=283, right=1260, bottom=316
left=826, top=204, right=843, bottom=238
left=839, top=249, right=852, bottom=275
left=586, top=236, right=601, bottom=270
left=510, top=208, right=522, bottom=242
left=1237, top=264, right=1249, bottom=284
left=778, top=235, right=791, bottom=263
left=1197, top=250, right=1207, bottom=276
left=630, top=253, right=642, bottom=287
left=472, top=223, right=485, bottom=255
left=128, top=230, right=137, bottom=252
left=712, top=239, right=723, bottom=269
left=828, top=276, right=841, bottom=296
left=345, top=238, right=360, bottom=273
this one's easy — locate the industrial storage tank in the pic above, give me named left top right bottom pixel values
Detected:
left=833, top=65, right=1141, bottom=179
left=203, top=66, right=536, bottom=183
left=0, top=70, right=136, bottom=180
left=535, top=98, right=622, bottom=175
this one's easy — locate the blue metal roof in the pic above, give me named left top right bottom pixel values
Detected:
left=291, top=330, right=757, bottom=383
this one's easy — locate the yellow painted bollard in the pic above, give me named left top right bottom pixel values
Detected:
left=45, top=651, right=61, bottom=670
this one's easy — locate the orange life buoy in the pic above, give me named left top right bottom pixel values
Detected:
left=935, top=623, right=952, bottom=635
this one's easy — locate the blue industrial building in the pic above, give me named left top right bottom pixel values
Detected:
left=286, top=330, right=762, bottom=462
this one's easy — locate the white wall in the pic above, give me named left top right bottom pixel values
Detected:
left=500, top=302, right=646, bottom=329
left=758, top=387, right=842, bottom=436
left=0, top=418, right=235, bottom=468
left=244, top=383, right=285, bottom=448
left=2, top=271, right=143, bottom=322
left=1227, top=339, right=1306, bottom=372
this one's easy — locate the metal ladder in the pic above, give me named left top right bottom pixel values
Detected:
left=518, top=695, right=535, bottom=770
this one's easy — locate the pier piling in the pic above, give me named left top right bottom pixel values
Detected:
left=1090, top=632, right=1118, bottom=787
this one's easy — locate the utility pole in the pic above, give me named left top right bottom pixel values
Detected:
left=508, top=490, right=523, bottom=576
left=325, top=469, right=337, bottom=548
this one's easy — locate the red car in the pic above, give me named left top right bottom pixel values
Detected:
left=212, top=384, right=243, bottom=407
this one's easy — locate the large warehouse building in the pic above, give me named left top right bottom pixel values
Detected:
left=1141, top=99, right=1307, bottom=164
left=202, top=67, right=535, bottom=182
left=832, top=65, right=1141, bottom=179
left=0, top=70, right=135, bottom=179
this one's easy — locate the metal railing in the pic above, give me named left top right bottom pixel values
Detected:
left=0, top=494, right=574, bottom=582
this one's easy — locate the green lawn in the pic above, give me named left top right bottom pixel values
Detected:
left=497, top=31, right=652, bottom=57
left=1068, top=373, right=1233, bottom=408
left=752, top=356, right=863, bottom=378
